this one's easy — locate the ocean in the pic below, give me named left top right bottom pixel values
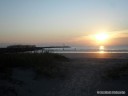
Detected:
left=40, top=46, right=128, bottom=53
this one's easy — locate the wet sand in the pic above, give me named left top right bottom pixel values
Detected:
left=62, top=53, right=128, bottom=59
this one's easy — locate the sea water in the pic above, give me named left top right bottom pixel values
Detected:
left=42, top=46, right=128, bottom=53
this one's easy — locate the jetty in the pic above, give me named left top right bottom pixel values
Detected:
left=0, top=45, right=70, bottom=54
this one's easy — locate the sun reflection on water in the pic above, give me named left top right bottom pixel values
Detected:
left=99, top=50, right=105, bottom=54
left=99, top=46, right=105, bottom=54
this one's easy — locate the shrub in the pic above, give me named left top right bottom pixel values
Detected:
left=0, top=53, right=69, bottom=79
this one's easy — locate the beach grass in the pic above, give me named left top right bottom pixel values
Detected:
left=0, top=52, right=69, bottom=79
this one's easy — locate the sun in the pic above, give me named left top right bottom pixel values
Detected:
left=95, top=32, right=108, bottom=42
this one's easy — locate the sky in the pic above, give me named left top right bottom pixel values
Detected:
left=0, top=0, right=128, bottom=47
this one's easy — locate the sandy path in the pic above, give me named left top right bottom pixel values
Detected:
left=57, top=60, right=102, bottom=96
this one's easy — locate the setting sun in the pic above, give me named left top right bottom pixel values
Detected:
left=95, top=32, right=109, bottom=42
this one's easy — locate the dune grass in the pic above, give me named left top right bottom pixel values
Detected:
left=0, top=52, right=69, bottom=79
left=0, top=52, right=70, bottom=96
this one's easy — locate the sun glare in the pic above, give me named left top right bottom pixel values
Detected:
left=99, top=46, right=104, bottom=50
left=99, top=46, right=105, bottom=54
left=95, top=32, right=108, bottom=42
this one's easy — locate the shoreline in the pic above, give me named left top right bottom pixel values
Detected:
left=61, top=53, right=128, bottom=59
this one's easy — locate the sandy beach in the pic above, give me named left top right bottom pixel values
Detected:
left=62, top=53, right=128, bottom=59
left=1, top=53, right=128, bottom=96
left=60, top=53, right=128, bottom=96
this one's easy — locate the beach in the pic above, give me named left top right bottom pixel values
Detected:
left=1, top=0, right=128, bottom=95
left=61, top=53, right=128, bottom=95
left=1, top=53, right=128, bottom=96
left=62, top=53, right=128, bottom=59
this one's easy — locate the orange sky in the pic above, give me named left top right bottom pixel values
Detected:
left=0, top=0, right=128, bottom=47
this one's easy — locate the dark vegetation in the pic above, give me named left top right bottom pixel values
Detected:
left=0, top=52, right=69, bottom=79
left=0, top=51, right=69, bottom=96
